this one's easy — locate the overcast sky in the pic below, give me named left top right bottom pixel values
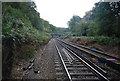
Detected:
left=34, top=0, right=100, bottom=28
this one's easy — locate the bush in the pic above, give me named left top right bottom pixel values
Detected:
left=78, top=36, right=120, bottom=46
left=2, top=4, right=51, bottom=59
left=19, top=45, right=36, bottom=58
left=94, top=36, right=120, bottom=46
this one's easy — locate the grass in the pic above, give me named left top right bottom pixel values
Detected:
left=72, top=36, right=120, bottom=46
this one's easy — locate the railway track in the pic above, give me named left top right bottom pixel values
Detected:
left=57, top=39, right=120, bottom=72
left=54, top=39, right=110, bottom=81
left=20, top=38, right=120, bottom=80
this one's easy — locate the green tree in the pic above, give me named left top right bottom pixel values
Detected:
left=92, top=2, right=120, bottom=37
left=67, top=15, right=81, bottom=33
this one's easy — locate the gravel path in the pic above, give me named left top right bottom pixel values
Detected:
left=26, top=39, right=56, bottom=80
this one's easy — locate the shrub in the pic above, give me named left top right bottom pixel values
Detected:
left=78, top=36, right=120, bottom=46
left=94, top=36, right=120, bottom=46
left=18, top=45, right=36, bottom=59
left=2, top=5, right=51, bottom=59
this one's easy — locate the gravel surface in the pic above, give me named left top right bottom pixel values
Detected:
left=11, top=39, right=57, bottom=80
left=22, top=39, right=56, bottom=80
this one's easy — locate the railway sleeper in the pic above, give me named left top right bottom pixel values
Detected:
left=66, top=64, right=84, bottom=67
left=56, top=72, right=67, bottom=79
left=56, top=77, right=68, bottom=81
left=55, top=64, right=61, bottom=67
left=72, top=77, right=99, bottom=81
left=69, top=70, right=92, bottom=73
left=69, top=72, right=94, bottom=76
left=55, top=67, right=63, bottom=71
left=67, top=67, right=88, bottom=70
left=65, top=61, right=82, bottom=64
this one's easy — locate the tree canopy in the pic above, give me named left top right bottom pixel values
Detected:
left=67, top=2, right=120, bottom=38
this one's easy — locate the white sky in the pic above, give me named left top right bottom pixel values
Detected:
left=34, top=0, right=100, bottom=28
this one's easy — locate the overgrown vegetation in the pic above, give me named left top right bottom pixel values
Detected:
left=2, top=2, right=57, bottom=79
left=2, top=2, right=56, bottom=59
left=73, top=36, right=120, bottom=46
left=68, top=2, right=120, bottom=46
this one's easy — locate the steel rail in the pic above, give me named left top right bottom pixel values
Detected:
left=65, top=46, right=109, bottom=81
left=55, top=39, right=109, bottom=81
left=63, top=48, right=74, bottom=64
left=54, top=40, right=72, bottom=81
left=64, top=48, right=75, bottom=61
left=58, top=41, right=110, bottom=81
left=59, top=39, right=120, bottom=60
left=57, top=39, right=107, bottom=74
left=57, top=39, right=120, bottom=72
left=70, top=41, right=120, bottom=60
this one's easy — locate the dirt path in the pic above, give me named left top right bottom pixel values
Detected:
left=26, top=39, right=56, bottom=80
